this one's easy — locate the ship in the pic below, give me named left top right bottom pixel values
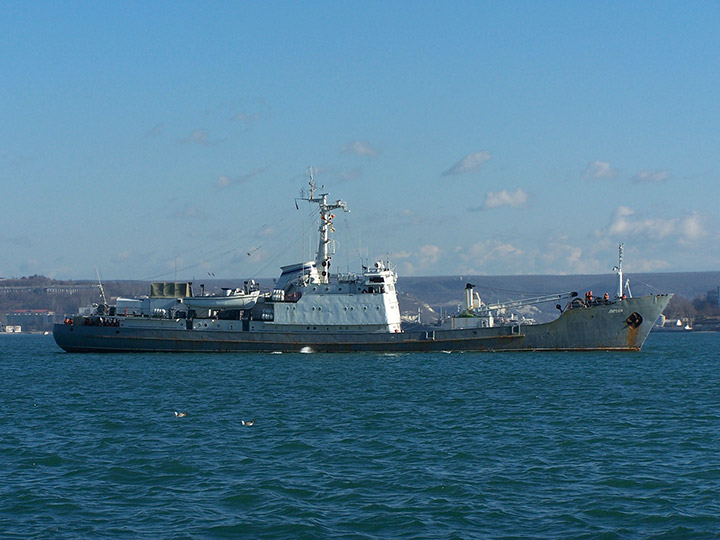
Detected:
left=53, top=174, right=672, bottom=353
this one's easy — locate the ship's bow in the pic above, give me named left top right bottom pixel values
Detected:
left=626, top=293, right=673, bottom=349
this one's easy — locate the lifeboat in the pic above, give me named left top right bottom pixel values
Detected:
left=182, top=289, right=260, bottom=310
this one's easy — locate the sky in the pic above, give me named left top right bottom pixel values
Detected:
left=2, top=1, right=719, bottom=281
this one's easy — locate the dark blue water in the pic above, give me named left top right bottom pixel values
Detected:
left=1, top=333, right=719, bottom=539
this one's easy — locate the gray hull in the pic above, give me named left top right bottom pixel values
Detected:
left=53, top=294, right=671, bottom=353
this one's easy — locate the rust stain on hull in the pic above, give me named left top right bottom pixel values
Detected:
left=626, top=324, right=640, bottom=348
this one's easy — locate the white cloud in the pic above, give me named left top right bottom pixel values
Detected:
left=110, top=249, right=138, bottom=266
left=232, top=112, right=260, bottom=124
left=481, top=188, right=529, bottom=209
left=341, top=141, right=379, bottom=158
left=458, top=240, right=523, bottom=273
left=216, top=168, right=265, bottom=189
left=632, top=169, right=669, bottom=183
left=337, top=168, right=363, bottom=182
left=419, top=244, right=441, bottom=266
left=114, top=250, right=132, bottom=261
left=397, top=260, right=416, bottom=275
left=627, top=257, right=671, bottom=272
left=544, top=242, right=583, bottom=270
left=180, top=129, right=225, bottom=147
left=170, top=203, right=207, bottom=220
left=183, top=130, right=210, bottom=146
left=583, top=160, right=618, bottom=179
left=313, top=165, right=363, bottom=185
left=534, top=240, right=600, bottom=275
left=605, top=206, right=707, bottom=243
left=311, top=166, right=363, bottom=184
left=679, top=212, right=706, bottom=242
left=442, top=151, right=491, bottom=176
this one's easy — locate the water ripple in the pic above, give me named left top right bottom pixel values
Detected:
left=2, top=333, right=720, bottom=538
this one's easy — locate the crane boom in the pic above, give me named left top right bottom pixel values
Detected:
left=473, top=291, right=578, bottom=314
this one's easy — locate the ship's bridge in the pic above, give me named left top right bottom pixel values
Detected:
left=360, top=261, right=397, bottom=295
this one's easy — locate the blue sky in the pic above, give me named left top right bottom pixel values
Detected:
left=2, top=1, right=719, bottom=280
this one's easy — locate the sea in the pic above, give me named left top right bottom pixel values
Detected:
left=1, top=332, right=719, bottom=539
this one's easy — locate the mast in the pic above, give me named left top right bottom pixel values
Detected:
left=614, top=243, right=624, bottom=298
left=301, top=167, right=349, bottom=284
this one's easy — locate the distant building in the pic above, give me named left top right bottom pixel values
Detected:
left=5, top=310, right=57, bottom=332
left=708, top=286, right=720, bottom=308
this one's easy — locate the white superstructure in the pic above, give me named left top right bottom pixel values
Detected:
left=266, top=260, right=402, bottom=333
left=247, top=174, right=402, bottom=333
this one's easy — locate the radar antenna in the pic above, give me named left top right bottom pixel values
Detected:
left=306, top=165, right=316, bottom=200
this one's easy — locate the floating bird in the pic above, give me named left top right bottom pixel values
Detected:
left=174, top=411, right=187, bottom=418
left=241, top=420, right=254, bottom=427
